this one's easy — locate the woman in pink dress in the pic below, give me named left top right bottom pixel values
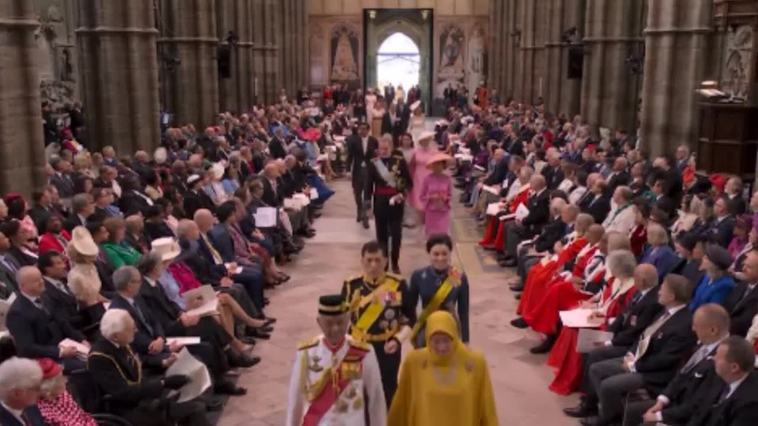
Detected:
left=420, top=153, right=453, bottom=237
left=409, top=131, right=439, bottom=223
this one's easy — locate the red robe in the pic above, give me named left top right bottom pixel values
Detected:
left=479, top=185, right=530, bottom=248
left=517, top=237, right=589, bottom=316
left=546, top=279, right=638, bottom=395
left=524, top=253, right=605, bottom=335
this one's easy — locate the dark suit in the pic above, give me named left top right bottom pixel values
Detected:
left=580, top=287, right=662, bottom=402
left=607, top=170, right=631, bottom=192
left=197, top=233, right=264, bottom=310
left=703, top=371, right=758, bottom=426
left=208, top=225, right=236, bottom=264
left=709, top=215, right=735, bottom=247
left=623, top=346, right=725, bottom=426
left=260, top=177, right=282, bottom=207
left=723, top=282, right=758, bottom=337
left=87, top=338, right=209, bottom=426
left=541, top=164, right=565, bottom=190
left=49, top=172, right=75, bottom=198
left=589, top=307, right=696, bottom=423
left=269, top=137, right=287, bottom=159
left=63, top=214, right=85, bottom=233
left=533, top=219, right=569, bottom=253
left=118, top=190, right=153, bottom=216
left=346, top=134, right=378, bottom=220
left=6, top=247, right=37, bottom=268
left=109, top=294, right=164, bottom=357
left=6, top=294, right=85, bottom=364
left=0, top=404, right=45, bottom=426
left=42, top=277, right=86, bottom=331
left=581, top=193, right=612, bottom=225
left=183, top=189, right=215, bottom=218
left=503, top=189, right=551, bottom=258
left=28, top=205, right=52, bottom=233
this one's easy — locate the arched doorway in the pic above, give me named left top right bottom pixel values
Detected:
left=364, top=9, right=433, bottom=109
left=377, top=32, right=420, bottom=98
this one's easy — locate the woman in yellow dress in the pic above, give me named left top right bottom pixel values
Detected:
left=388, top=311, right=498, bottom=426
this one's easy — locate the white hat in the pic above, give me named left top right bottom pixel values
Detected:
left=410, top=100, right=421, bottom=111
left=435, top=119, right=449, bottom=127
left=186, top=174, right=202, bottom=186
left=417, top=131, right=436, bottom=142
left=68, top=226, right=99, bottom=257
left=151, top=237, right=181, bottom=262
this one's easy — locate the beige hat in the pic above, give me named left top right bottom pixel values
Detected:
left=418, top=131, right=436, bottom=142
left=426, top=153, right=453, bottom=169
left=68, top=226, right=99, bottom=257
left=151, top=237, right=181, bottom=262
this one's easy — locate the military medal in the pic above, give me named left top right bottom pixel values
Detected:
left=309, top=355, right=323, bottom=372
left=353, top=396, right=364, bottom=410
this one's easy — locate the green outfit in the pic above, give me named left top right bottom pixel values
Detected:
left=101, top=241, right=142, bottom=268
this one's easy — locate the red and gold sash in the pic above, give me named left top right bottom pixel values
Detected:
left=302, top=344, right=368, bottom=426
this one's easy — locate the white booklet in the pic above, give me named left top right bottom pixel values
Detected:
left=559, top=308, right=604, bottom=328
left=482, top=185, right=500, bottom=196
left=166, top=337, right=202, bottom=346
left=577, top=329, right=614, bottom=353
left=486, top=202, right=503, bottom=216
left=183, top=285, right=219, bottom=317
left=0, top=293, right=15, bottom=331
left=253, top=207, right=278, bottom=228
left=165, top=348, right=212, bottom=403
left=515, top=203, right=530, bottom=220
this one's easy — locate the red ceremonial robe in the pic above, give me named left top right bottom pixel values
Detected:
left=479, top=185, right=531, bottom=248
left=517, top=236, right=589, bottom=316
left=546, top=278, right=637, bottom=395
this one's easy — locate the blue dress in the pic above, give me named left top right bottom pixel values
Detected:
left=408, top=265, right=470, bottom=347
left=689, top=274, right=735, bottom=311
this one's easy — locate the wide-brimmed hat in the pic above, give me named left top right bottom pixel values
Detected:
left=410, top=100, right=422, bottom=112
left=154, top=147, right=168, bottom=165
left=426, top=153, right=453, bottom=169
left=418, top=131, right=436, bottom=142
left=68, top=226, right=99, bottom=257
left=151, top=237, right=181, bottom=262
left=704, top=243, right=733, bottom=270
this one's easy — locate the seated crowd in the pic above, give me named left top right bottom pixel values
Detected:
left=450, top=101, right=758, bottom=425
left=0, top=104, right=340, bottom=425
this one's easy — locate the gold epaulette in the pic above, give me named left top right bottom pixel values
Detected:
left=298, top=337, right=320, bottom=351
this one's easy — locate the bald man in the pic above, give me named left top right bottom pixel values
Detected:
left=6, top=266, right=87, bottom=373
left=625, top=304, right=732, bottom=426
left=566, top=263, right=663, bottom=418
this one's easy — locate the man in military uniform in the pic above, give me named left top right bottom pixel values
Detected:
left=285, top=294, right=386, bottom=426
left=341, top=241, right=416, bottom=406
left=364, top=135, right=412, bottom=274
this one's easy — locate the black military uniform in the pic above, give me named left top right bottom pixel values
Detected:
left=341, top=273, right=416, bottom=406
left=364, top=152, right=412, bottom=272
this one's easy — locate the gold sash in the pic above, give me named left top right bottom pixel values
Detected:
left=409, top=274, right=458, bottom=346
left=351, top=277, right=399, bottom=342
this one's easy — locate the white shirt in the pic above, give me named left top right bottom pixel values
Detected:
left=361, top=136, right=368, bottom=156
left=144, top=276, right=158, bottom=288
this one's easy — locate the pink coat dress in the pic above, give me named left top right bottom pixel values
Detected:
left=409, top=146, right=438, bottom=211
left=420, top=172, right=452, bottom=237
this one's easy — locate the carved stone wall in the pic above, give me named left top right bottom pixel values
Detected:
left=34, top=0, right=78, bottom=108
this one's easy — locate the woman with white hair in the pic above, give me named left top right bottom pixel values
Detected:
left=0, top=356, right=45, bottom=425
left=36, top=358, right=96, bottom=426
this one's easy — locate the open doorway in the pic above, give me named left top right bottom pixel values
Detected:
left=364, top=8, right=433, bottom=109
left=377, top=32, right=420, bottom=99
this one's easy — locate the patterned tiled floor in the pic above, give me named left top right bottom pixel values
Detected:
left=217, top=178, right=579, bottom=425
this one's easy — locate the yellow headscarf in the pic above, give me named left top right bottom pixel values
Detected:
left=424, top=311, right=462, bottom=366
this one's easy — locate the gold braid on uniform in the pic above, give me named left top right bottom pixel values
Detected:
left=87, top=347, right=142, bottom=385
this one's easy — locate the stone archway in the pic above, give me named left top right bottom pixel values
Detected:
left=364, top=9, right=433, bottom=109
left=376, top=32, right=421, bottom=93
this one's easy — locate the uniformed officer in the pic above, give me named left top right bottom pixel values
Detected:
left=341, top=241, right=416, bottom=406
left=285, top=294, right=386, bottom=426
left=364, top=134, right=412, bottom=274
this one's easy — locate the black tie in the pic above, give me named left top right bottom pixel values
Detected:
left=132, top=301, right=154, bottom=335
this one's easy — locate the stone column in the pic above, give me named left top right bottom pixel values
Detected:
left=580, top=0, right=645, bottom=133
left=544, top=0, right=585, bottom=116
left=0, top=0, right=46, bottom=196
left=503, top=0, right=519, bottom=100
left=639, top=0, right=713, bottom=157
left=263, top=0, right=281, bottom=103
left=217, top=0, right=255, bottom=113
left=251, top=0, right=265, bottom=105
left=76, top=0, right=161, bottom=154
left=159, top=0, right=219, bottom=127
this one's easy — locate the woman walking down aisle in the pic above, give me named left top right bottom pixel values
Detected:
left=420, top=153, right=453, bottom=237
left=388, top=311, right=498, bottom=426
left=409, top=131, right=439, bottom=223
